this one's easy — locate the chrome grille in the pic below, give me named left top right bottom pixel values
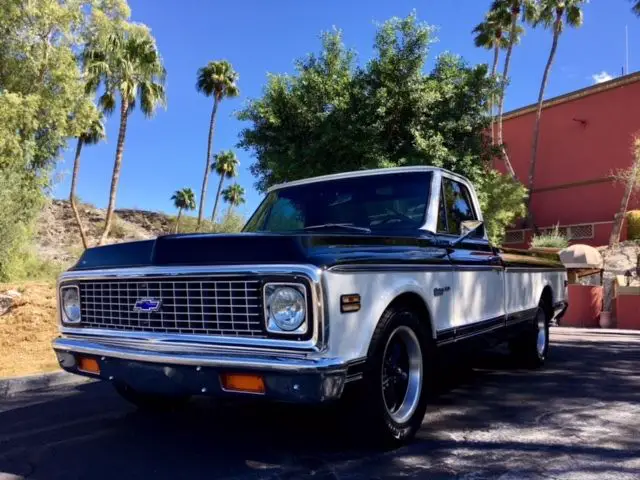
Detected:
left=78, top=277, right=265, bottom=337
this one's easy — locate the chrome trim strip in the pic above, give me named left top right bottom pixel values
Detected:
left=53, top=337, right=346, bottom=373
left=504, top=267, right=565, bottom=273
left=328, top=264, right=501, bottom=273
left=57, top=264, right=326, bottom=353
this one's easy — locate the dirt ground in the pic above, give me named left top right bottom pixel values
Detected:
left=0, top=282, right=59, bottom=378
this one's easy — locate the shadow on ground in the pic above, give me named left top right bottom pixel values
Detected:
left=1, top=331, right=639, bottom=479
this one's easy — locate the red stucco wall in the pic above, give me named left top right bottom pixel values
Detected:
left=499, top=77, right=640, bottom=247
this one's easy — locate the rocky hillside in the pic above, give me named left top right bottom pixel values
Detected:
left=35, top=199, right=179, bottom=267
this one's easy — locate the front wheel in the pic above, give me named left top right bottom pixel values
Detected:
left=356, top=306, right=433, bottom=447
left=114, top=384, right=191, bottom=411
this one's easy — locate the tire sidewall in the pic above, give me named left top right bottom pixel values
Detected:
left=364, top=308, right=432, bottom=444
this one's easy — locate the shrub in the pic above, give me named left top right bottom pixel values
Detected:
left=626, top=210, right=640, bottom=241
left=210, top=213, right=245, bottom=233
left=530, top=225, right=569, bottom=249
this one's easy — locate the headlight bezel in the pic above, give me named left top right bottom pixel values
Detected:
left=263, top=282, right=309, bottom=336
left=60, top=284, right=82, bottom=324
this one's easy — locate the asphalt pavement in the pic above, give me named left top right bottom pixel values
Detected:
left=1, top=328, right=639, bottom=480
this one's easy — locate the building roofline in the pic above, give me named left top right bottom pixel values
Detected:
left=502, top=71, right=640, bottom=121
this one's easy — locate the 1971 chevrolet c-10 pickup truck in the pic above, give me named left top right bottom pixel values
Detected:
left=53, top=166, right=568, bottom=445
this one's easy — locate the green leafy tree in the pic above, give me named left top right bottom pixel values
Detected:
left=631, top=1, right=640, bottom=16
left=238, top=14, right=525, bottom=242
left=0, top=0, right=129, bottom=280
left=83, top=23, right=166, bottom=245
left=526, top=0, right=586, bottom=226
left=195, top=61, right=240, bottom=230
left=490, top=0, right=537, bottom=178
left=70, top=112, right=106, bottom=249
left=473, top=7, right=521, bottom=145
left=171, top=187, right=197, bottom=233
left=210, top=150, right=240, bottom=223
left=221, top=183, right=245, bottom=219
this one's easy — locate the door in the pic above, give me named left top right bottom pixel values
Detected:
left=436, top=176, right=505, bottom=338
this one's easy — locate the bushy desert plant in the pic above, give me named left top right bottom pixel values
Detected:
left=626, top=210, right=640, bottom=241
left=530, top=224, right=569, bottom=249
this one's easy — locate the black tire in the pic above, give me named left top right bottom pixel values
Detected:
left=354, top=305, right=434, bottom=448
left=509, top=303, right=549, bottom=368
left=114, top=384, right=191, bottom=411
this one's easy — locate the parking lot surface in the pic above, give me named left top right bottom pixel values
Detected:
left=1, top=328, right=639, bottom=479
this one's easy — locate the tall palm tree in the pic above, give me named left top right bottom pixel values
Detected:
left=221, top=183, right=245, bottom=220
left=69, top=113, right=106, bottom=249
left=491, top=0, right=537, bottom=178
left=195, top=61, right=240, bottom=231
left=210, top=150, right=240, bottom=223
left=171, top=187, right=197, bottom=233
left=83, top=25, right=167, bottom=245
left=526, top=0, right=585, bottom=226
left=473, top=8, right=514, bottom=145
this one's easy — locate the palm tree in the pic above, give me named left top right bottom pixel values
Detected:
left=69, top=113, right=106, bottom=249
left=526, top=0, right=585, bottom=226
left=491, top=0, right=537, bottom=178
left=210, top=150, right=240, bottom=223
left=195, top=61, right=240, bottom=231
left=221, top=183, right=245, bottom=220
left=171, top=187, right=197, bottom=233
left=83, top=25, right=167, bottom=245
left=473, top=8, right=513, bottom=145
left=631, top=1, right=640, bottom=16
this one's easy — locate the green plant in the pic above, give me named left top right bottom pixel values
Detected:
left=83, top=22, right=167, bottom=245
left=210, top=150, right=240, bottom=223
left=626, top=210, right=640, bottom=240
left=171, top=188, right=197, bottom=233
left=530, top=225, right=569, bottom=249
left=109, top=217, right=127, bottom=239
left=221, top=184, right=246, bottom=219
left=195, top=60, right=240, bottom=230
left=210, top=213, right=245, bottom=233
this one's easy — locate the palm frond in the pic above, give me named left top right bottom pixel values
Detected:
left=196, top=60, right=240, bottom=101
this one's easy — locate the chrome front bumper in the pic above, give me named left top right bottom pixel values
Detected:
left=52, top=336, right=353, bottom=403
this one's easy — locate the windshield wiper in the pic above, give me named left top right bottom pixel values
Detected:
left=303, top=223, right=371, bottom=233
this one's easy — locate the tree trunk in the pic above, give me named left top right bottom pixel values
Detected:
left=210, top=173, right=225, bottom=224
left=526, top=20, right=561, bottom=227
left=197, top=97, right=220, bottom=231
left=99, top=98, right=129, bottom=245
left=69, top=138, right=89, bottom=249
left=175, top=208, right=183, bottom=233
left=226, top=204, right=233, bottom=221
left=495, top=12, right=518, bottom=179
left=610, top=155, right=640, bottom=246
left=489, top=44, right=500, bottom=146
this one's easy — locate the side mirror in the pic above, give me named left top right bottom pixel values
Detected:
left=450, top=220, right=484, bottom=247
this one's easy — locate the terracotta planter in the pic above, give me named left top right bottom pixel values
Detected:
left=599, top=311, right=614, bottom=329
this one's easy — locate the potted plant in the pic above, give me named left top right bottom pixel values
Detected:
left=530, top=225, right=569, bottom=255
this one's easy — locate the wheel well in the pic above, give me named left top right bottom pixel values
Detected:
left=387, top=292, right=434, bottom=338
left=541, top=286, right=553, bottom=319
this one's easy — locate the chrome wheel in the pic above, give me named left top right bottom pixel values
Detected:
left=381, top=326, right=423, bottom=424
left=536, top=310, right=547, bottom=357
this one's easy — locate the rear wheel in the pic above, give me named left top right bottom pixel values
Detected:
left=510, top=304, right=549, bottom=368
left=354, top=305, right=433, bottom=447
left=114, top=384, right=191, bottom=411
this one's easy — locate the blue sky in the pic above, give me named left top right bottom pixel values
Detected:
left=52, top=0, right=640, bottom=219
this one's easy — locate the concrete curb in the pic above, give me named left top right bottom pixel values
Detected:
left=553, top=326, right=640, bottom=335
left=0, top=371, right=94, bottom=398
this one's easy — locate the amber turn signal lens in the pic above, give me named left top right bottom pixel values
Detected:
left=220, top=373, right=265, bottom=394
left=78, top=357, right=100, bottom=374
left=340, top=294, right=361, bottom=313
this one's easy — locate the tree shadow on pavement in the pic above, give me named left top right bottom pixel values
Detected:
left=1, top=331, right=639, bottom=479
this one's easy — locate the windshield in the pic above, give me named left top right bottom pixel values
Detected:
left=243, top=172, right=432, bottom=234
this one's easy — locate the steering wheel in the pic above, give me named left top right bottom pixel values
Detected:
left=376, top=208, right=415, bottom=225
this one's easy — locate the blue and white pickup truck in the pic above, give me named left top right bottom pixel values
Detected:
left=53, top=167, right=568, bottom=445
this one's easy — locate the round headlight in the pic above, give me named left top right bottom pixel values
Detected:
left=62, top=287, right=81, bottom=323
left=266, top=286, right=306, bottom=333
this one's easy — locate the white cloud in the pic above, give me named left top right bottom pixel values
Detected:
left=592, top=71, right=613, bottom=84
